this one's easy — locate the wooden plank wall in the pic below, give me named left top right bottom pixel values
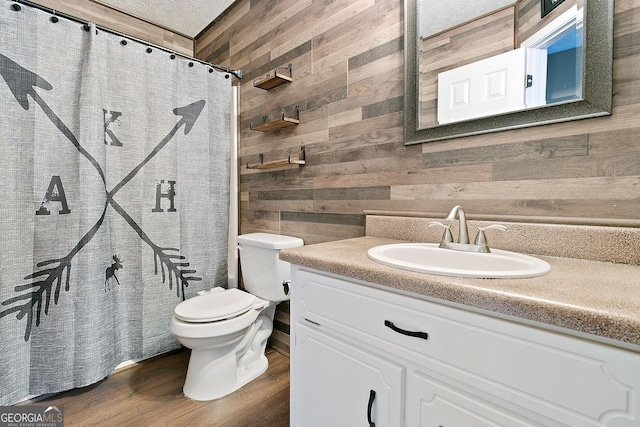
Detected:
left=25, top=0, right=193, bottom=55
left=196, top=0, right=639, bottom=239
left=196, top=0, right=640, bottom=354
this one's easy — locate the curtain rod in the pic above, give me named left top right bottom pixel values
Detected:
left=11, top=0, right=243, bottom=79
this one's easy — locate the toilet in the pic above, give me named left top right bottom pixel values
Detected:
left=169, top=232, right=303, bottom=401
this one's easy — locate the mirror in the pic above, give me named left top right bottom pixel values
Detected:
left=404, top=0, right=614, bottom=144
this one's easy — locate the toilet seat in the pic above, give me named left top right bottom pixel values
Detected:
left=174, top=288, right=256, bottom=323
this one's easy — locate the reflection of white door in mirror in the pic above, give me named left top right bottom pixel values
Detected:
left=437, top=48, right=528, bottom=124
left=525, top=49, right=548, bottom=108
left=437, top=5, right=582, bottom=126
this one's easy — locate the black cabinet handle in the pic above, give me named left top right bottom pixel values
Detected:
left=384, top=320, right=428, bottom=340
left=367, top=389, right=376, bottom=427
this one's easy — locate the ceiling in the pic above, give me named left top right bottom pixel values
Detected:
left=95, top=0, right=236, bottom=38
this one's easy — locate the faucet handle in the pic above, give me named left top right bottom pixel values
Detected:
left=474, top=224, right=507, bottom=248
left=429, top=221, right=453, bottom=244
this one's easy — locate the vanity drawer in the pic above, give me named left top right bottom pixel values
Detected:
left=296, top=270, right=439, bottom=356
left=294, top=269, right=639, bottom=424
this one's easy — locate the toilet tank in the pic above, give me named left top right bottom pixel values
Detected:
left=237, top=233, right=304, bottom=302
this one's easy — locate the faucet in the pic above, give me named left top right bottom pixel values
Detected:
left=429, top=205, right=507, bottom=253
left=445, top=205, right=469, bottom=244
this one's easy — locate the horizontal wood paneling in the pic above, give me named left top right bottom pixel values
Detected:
left=197, top=0, right=640, bottom=349
left=195, top=0, right=640, bottom=238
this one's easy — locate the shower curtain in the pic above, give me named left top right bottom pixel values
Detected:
left=0, top=3, right=231, bottom=404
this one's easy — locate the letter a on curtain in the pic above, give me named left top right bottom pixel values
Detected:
left=0, top=4, right=231, bottom=404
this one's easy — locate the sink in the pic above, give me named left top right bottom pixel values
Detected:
left=367, top=243, right=551, bottom=279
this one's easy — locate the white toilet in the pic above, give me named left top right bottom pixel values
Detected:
left=169, top=232, right=303, bottom=401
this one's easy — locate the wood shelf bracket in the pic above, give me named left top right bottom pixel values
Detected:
left=250, top=105, right=300, bottom=132
left=253, top=64, right=293, bottom=90
left=246, top=146, right=306, bottom=170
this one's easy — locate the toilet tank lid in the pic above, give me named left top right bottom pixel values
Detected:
left=237, top=232, right=304, bottom=249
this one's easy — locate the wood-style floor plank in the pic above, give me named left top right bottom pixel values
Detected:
left=31, top=349, right=289, bottom=426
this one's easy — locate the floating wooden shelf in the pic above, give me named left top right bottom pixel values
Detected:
left=253, top=64, right=293, bottom=90
left=246, top=146, right=306, bottom=170
left=250, top=116, right=299, bottom=132
left=250, top=105, right=300, bottom=132
left=247, top=157, right=305, bottom=169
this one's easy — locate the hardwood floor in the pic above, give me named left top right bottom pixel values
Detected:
left=31, top=349, right=290, bottom=426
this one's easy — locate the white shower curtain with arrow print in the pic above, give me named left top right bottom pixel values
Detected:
left=0, top=3, right=231, bottom=404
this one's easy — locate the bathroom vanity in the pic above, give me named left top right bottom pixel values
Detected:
left=281, top=213, right=640, bottom=426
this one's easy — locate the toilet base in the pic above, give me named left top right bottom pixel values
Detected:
left=181, top=305, right=275, bottom=401
left=235, top=353, right=269, bottom=392
left=183, top=350, right=269, bottom=401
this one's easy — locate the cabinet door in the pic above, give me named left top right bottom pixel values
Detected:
left=292, top=322, right=404, bottom=427
left=407, top=370, right=543, bottom=427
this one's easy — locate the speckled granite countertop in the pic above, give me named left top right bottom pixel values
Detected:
left=280, top=236, right=640, bottom=352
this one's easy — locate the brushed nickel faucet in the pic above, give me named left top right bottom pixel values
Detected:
left=445, top=205, right=469, bottom=244
left=429, top=205, right=507, bottom=253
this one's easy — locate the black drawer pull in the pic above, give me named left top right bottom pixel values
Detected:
left=384, top=320, right=428, bottom=340
left=367, top=389, right=376, bottom=427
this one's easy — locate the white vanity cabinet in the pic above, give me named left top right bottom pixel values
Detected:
left=290, top=267, right=640, bottom=427
left=295, top=323, right=404, bottom=426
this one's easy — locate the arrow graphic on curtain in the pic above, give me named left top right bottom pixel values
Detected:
left=0, top=53, right=203, bottom=341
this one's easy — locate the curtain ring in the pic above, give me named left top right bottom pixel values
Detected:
left=146, top=47, right=153, bottom=53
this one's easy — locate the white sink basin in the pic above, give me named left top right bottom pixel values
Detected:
left=367, top=243, right=551, bottom=279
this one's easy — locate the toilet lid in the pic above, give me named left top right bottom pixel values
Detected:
left=174, top=288, right=257, bottom=322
